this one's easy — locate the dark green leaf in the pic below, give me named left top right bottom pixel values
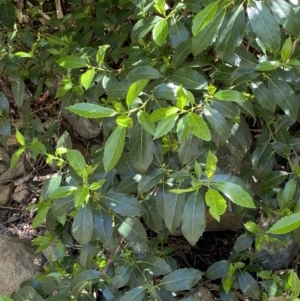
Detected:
left=117, top=216, right=148, bottom=242
left=233, top=233, right=254, bottom=252
left=56, top=56, right=87, bottom=69
left=120, top=286, right=146, bottom=301
left=181, top=192, right=206, bottom=246
left=0, top=0, right=15, bottom=29
left=153, top=83, right=178, bottom=101
left=67, top=103, right=116, bottom=118
left=187, top=113, right=211, bottom=141
left=94, top=208, right=113, bottom=246
left=111, top=264, right=133, bottom=288
left=153, top=19, right=168, bottom=46
left=0, top=116, right=11, bottom=136
left=71, top=269, right=100, bottom=297
left=160, top=268, right=203, bottom=291
left=142, top=198, right=164, bottom=233
left=127, top=66, right=160, bottom=83
left=33, top=206, right=50, bottom=228
left=0, top=92, right=9, bottom=112
left=41, top=173, right=62, bottom=200
left=138, top=168, right=165, bottom=193
left=173, top=38, right=192, bottom=68
left=238, top=271, right=260, bottom=300
left=251, top=81, right=276, bottom=113
left=131, top=16, right=162, bottom=42
left=140, top=255, right=172, bottom=276
left=50, top=186, right=77, bottom=199
left=206, top=260, right=230, bottom=280
left=107, top=82, right=130, bottom=99
left=11, top=79, right=25, bottom=107
left=260, top=171, right=288, bottom=191
left=72, top=205, right=94, bottom=246
left=51, top=196, right=74, bottom=216
left=168, top=20, right=190, bottom=48
left=103, top=125, right=126, bottom=173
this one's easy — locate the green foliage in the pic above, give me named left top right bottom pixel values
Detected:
left=1, top=0, right=300, bottom=300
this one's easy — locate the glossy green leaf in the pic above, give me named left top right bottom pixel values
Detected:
left=126, top=79, right=149, bottom=107
left=94, top=209, right=113, bottom=247
left=181, top=192, right=206, bottom=246
left=56, top=56, right=87, bottom=69
left=51, top=196, right=74, bottom=217
left=153, top=83, right=178, bottom=101
left=254, top=61, right=281, bottom=71
left=72, top=205, right=94, bottom=246
left=214, top=90, right=246, bottom=102
left=283, top=179, right=296, bottom=202
left=281, top=36, right=293, bottom=62
left=250, top=81, right=276, bottom=113
left=168, top=19, right=190, bottom=48
left=67, top=149, right=86, bottom=177
left=102, top=192, right=143, bottom=216
left=131, top=16, right=162, bottom=42
left=140, top=255, right=172, bottom=276
left=154, top=115, right=178, bottom=140
left=103, top=125, right=126, bottom=173
left=80, top=69, right=95, bottom=90
left=71, top=269, right=100, bottom=297
left=120, top=286, right=146, bottom=301
left=15, top=129, right=25, bottom=146
left=187, top=113, right=211, bottom=141
left=173, top=38, right=192, bottom=68
left=74, top=186, right=89, bottom=208
left=129, top=122, right=154, bottom=173
left=142, top=198, right=164, bottom=233
left=206, top=260, right=230, bottom=280
left=267, top=212, right=300, bottom=234
left=247, top=1, right=281, bottom=54
left=41, top=173, right=62, bottom=200
left=137, top=111, right=155, bottom=136
left=170, top=67, right=207, bottom=90
left=138, top=168, right=165, bottom=193
left=192, top=2, right=218, bottom=36
left=33, top=206, right=50, bottom=228
left=107, top=82, right=130, bottom=99
left=9, top=147, right=25, bottom=169
left=11, top=79, right=25, bottom=107
left=50, top=186, right=77, bottom=199
left=268, top=78, right=299, bottom=121
left=205, top=151, right=217, bottom=179
left=0, top=0, right=15, bottom=29
left=96, top=45, right=110, bottom=65
left=153, top=19, right=168, bottom=46
left=205, top=189, right=226, bottom=222
left=238, top=271, right=260, bottom=300
left=233, top=233, right=254, bottom=252
left=127, top=66, right=160, bottom=83
left=215, top=5, right=245, bottom=60
left=213, top=182, right=255, bottom=208
left=160, top=268, right=203, bottom=291
left=111, top=264, right=133, bottom=288
left=117, top=216, right=148, bottom=242
left=67, top=103, right=116, bottom=118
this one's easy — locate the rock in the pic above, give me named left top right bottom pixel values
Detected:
left=12, top=183, right=30, bottom=203
left=63, top=111, right=101, bottom=139
left=258, top=215, right=300, bottom=271
left=0, top=235, right=44, bottom=296
left=0, top=184, right=13, bottom=205
left=184, top=285, right=215, bottom=301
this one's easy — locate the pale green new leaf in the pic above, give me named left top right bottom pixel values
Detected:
left=56, top=56, right=87, bottom=69
left=81, top=69, right=95, bottom=90
left=160, top=268, right=203, bottom=291
left=181, top=192, right=206, bottom=246
left=192, top=2, right=218, bottom=36
left=281, top=36, right=293, bottom=62
left=103, top=125, right=126, bottom=173
left=131, top=16, right=162, bottom=42
left=187, top=113, right=211, bottom=141
left=33, top=206, right=50, bottom=228
left=126, top=79, right=149, bottom=107
left=205, top=151, right=217, bottom=179
left=205, top=189, right=226, bottom=222
left=67, top=149, right=86, bottom=177
left=74, top=186, right=89, bottom=208
left=96, top=45, right=110, bottom=65
left=267, top=212, right=300, bottom=234
left=72, top=205, right=94, bottom=246
left=154, top=115, right=178, bottom=140
left=67, top=103, right=116, bottom=118
left=9, top=147, right=25, bottom=169
left=213, top=182, right=255, bottom=208
left=153, top=19, right=168, bottom=46
left=214, top=90, right=246, bottom=102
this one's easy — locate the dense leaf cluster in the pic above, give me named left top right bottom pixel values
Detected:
left=1, top=0, right=300, bottom=300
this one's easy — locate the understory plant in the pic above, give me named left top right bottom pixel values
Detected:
left=1, top=0, right=300, bottom=300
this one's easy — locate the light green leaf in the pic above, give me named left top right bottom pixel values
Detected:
left=120, top=286, right=146, bottom=301
left=153, top=19, right=168, bottom=46
left=205, top=189, right=227, bottom=222
left=283, top=179, right=296, bottom=202
left=56, top=56, right=87, bottom=69
left=187, top=113, right=211, bottom=141
left=247, top=1, right=281, bottom=54
left=154, top=115, right=178, bottom=140
left=0, top=0, right=15, bottom=29
left=50, top=186, right=77, bottom=199
left=71, top=269, right=100, bottom=298
left=214, top=90, right=246, bottom=102
left=126, top=79, right=149, bottom=107
left=267, top=212, right=300, bottom=234
left=137, top=111, right=155, bottom=136
left=102, top=192, right=143, bottom=216
left=11, top=79, right=25, bottom=107
left=170, top=67, right=207, bottom=90
left=213, top=182, right=255, bottom=208
left=116, top=115, right=133, bottom=128
left=72, top=205, right=94, bottom=246
left=41, top=173, right=62, bottom=200
left=192, top=2, right=218, bottom=36
left=160, top=268, right=203, bottom=291
left=117, top=216, right=148, bottom=242
left=15, top=129, right=25, bottom=146
left=169, top=19, right=190, bottom=48
left=181, top=192, right=206, bottom=246
left=238, top=271, right=260, bottom=300
left=103, top=125, right=126, bottom=173
left=81, top=69, right=95, bottom=90
left=281, top=36, right=293, bottom=62
left=205, top=151, right=217, bottom=179
left=74, top=186, right=89, bottom=208
left=127, top=66, right=160, bottom=83
left=254, top=61, right=281, bottom=71
left=33, top=206, right=50, bottom=228
left=140, top=255, right=172, bottom=276
left=154, top=0, right=165, bottom=15
left=131, top=16, right=162, bottom=42
left=129, top=123, right=154, bottom=173
left=96, top=45, right=110, bottom=65
left=0, top=296, right=14, bottom=301
left=9, top=147, right=25, bottom=169
left=67, top=103, right=116, bottom=118
left=67, top=149, right=86, bottom=177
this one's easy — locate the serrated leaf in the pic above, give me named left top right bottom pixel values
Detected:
left=103, top=125, right=126, bottom=173
left=160, top=268, right=203, bottom=291
left=153, top=19, right=168, bottom=46
left=192, top=2, right=218, bottom=36
left=126, top=79, right=149, bottom=107
left=169, top=19, right=190, bottom=48
left=67, top=103, right=116, bottom=118
left=206, top=260, right=230, bottom=280
left=238, top=271, right=260, bottom=300
left=142, top=198, right=163, bottom=233
left=71, top=269, right=100, bottom=298
left=81, top=69, right=95, bottom=90
left=250, top=81, right=276, bottom=113
left=173, top=38, right=192, bottom=68
left=72, top=205, right=94, bottom=245
left=117, top=216, right=148, bottom=242
left=56, top=56, right=87, bottom=69
left=170, top=67, right=207, bottom=90
left=267, top=212, right=300, bottom=234
left=214, top=90, right=246, bottom=102
left=213, top=182, right=255, bottom=208
left=154, top=115, right=178, bottom=139
left=0, top=0, right=15, bottom=29
left=120, top=286, right=146, bottom=301
left=205, top=189, right=226, bottom=222
left=102, top=192, right=143, bottom=216
left=247, top=1, right=281, bottom=54
left=127, top=66, right=160, bottom=83
left=107, top=82, right=130, bottom=99
left=129, top=122, right=154, bottom=173
left=181, top=192, right=206, bottom=246
left=67, top=149, right=86, bottom=177
left=137, top=111, right=155, bottom=136
left=187, top=113, right=211, bottom=141
left=140, top=255, right=172, bottom=276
